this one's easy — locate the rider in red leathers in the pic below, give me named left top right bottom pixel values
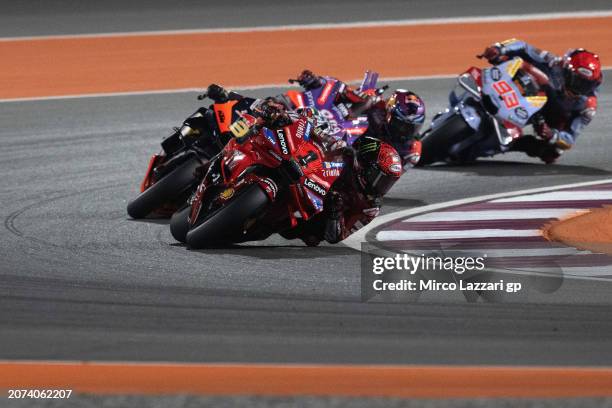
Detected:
left=281, top=135, right=402, bottom=246
left=480, top=39, right=602, bottom=163
left=204, top=84, right=402, bottom=247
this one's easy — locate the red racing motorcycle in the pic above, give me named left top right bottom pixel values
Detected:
left=127, top=90, right=256, bottom=219
left=170, top=114, right=343, bottom=248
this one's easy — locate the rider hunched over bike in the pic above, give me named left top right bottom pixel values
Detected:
left=281, top=135, right=402, bottom=246
left=231, top=94, right=403, bottom=246
left=204, top=84, right=403, bottom=246
left=295, top=70, right=426, bottom=167
left=480, top=39, right=602, bottom=163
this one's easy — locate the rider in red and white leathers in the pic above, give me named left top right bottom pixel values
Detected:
left=480, top=39, right=603, bottom=163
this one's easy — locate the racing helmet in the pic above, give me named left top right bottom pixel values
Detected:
left=562, top=49, right=602, bottom=96
left=385, top=90, right=426, bottom=139
left=354, top=136, right=402, bottom=197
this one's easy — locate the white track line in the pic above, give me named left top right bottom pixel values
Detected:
left=526, top=266, right=612, bottom=277
left=344, top=179, right=612, bottom=249
left=2, top=10, right=612, bottom=42
left=0, top=75, right=457, bottom=104
left=2, top=68, right=611, bottom=104
left=407, top=208, right=583, bottom=222
left=493, top=191, right=612, bottom=202
left=344, top=178, right=612, bottom=281
left=377, top=229, right=540, bottom=241
left=402, top=247, right=588, bottom=258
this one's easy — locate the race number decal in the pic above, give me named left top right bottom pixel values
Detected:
left=492, top=80, right=519, bottom=109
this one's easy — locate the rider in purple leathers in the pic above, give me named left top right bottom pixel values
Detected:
left=295, top=70, right=426, bottom=166
left=480, top=39, right=602, bottom=163
left=362, top=89, right=426, bottom=166
left=295, top=69, right=374, bottom=115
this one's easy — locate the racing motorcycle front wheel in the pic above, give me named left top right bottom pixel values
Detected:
left=127, top=156, right=201, bottom=219
left=185, top=184, right=270, bottom=249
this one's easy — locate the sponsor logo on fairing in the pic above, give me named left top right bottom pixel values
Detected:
left=263, top=128, right=277, bottom=145
left=304, top=122, right=312, bottom=141
left=335, top=103, right=350, bottom=118
left=276, top=129, right=289, bottom=155
left=305, top=189, right=323, bottom=211
left=317, top=82, right=335, bottom=105
left=319, top=109, right=342, bottom=135
left=490, top=67, right=502, bottom=81
left=323, top=168, right=341, bottom=177
left=260, top=177, right=278, bottom=198
left=514, top=106, right=529, bottom=120
left=295, top=120, right=306, bottom=139
left=304, top=91, right=315, bottom=106
left=304, top=178, right=327, bottom=196
left=323, top=161, right=345, bottom=169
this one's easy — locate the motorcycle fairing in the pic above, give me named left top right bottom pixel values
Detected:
left=193, top=117, right=342, bottom=230
left=286, top=74, right=374, bottom=145
left=481, top=58, right=547, bottom=127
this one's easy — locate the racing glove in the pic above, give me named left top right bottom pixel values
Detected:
left=478, top=45, right=502, bottom=64
left=533, top=119, right=558, bottom=143
left=297, top=69, right=323, bottom=90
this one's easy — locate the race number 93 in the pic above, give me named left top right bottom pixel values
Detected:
left=492, top=80, right=520, bottom=109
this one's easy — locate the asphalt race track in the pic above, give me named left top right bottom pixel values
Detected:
left=2, top=0, right=612, bottom=368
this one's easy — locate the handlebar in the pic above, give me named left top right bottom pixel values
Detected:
left=197, top=92, right=208, bottom=100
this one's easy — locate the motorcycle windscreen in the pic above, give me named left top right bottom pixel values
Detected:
left=457, top=74, right=480, bottom=98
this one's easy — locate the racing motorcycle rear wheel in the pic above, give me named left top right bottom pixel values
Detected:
left=185, top=184, right=270, bottom=249
left=127, top=156, right=201, bottom=219
left=417, top=113, right=474, bottom=166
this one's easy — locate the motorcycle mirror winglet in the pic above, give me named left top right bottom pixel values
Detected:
left=376, top=85, right=389, bottom=95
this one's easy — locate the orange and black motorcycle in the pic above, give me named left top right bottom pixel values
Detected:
left=127, top=88, right=257, bottom=218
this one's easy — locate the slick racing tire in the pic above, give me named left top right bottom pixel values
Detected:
left=185, top=184, right=269, bottom=249
left=127, top=157, right=201, bottom=219
left=417, top=113, right=474, bottom=166
left=169, top=205, right=191, bottom=244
